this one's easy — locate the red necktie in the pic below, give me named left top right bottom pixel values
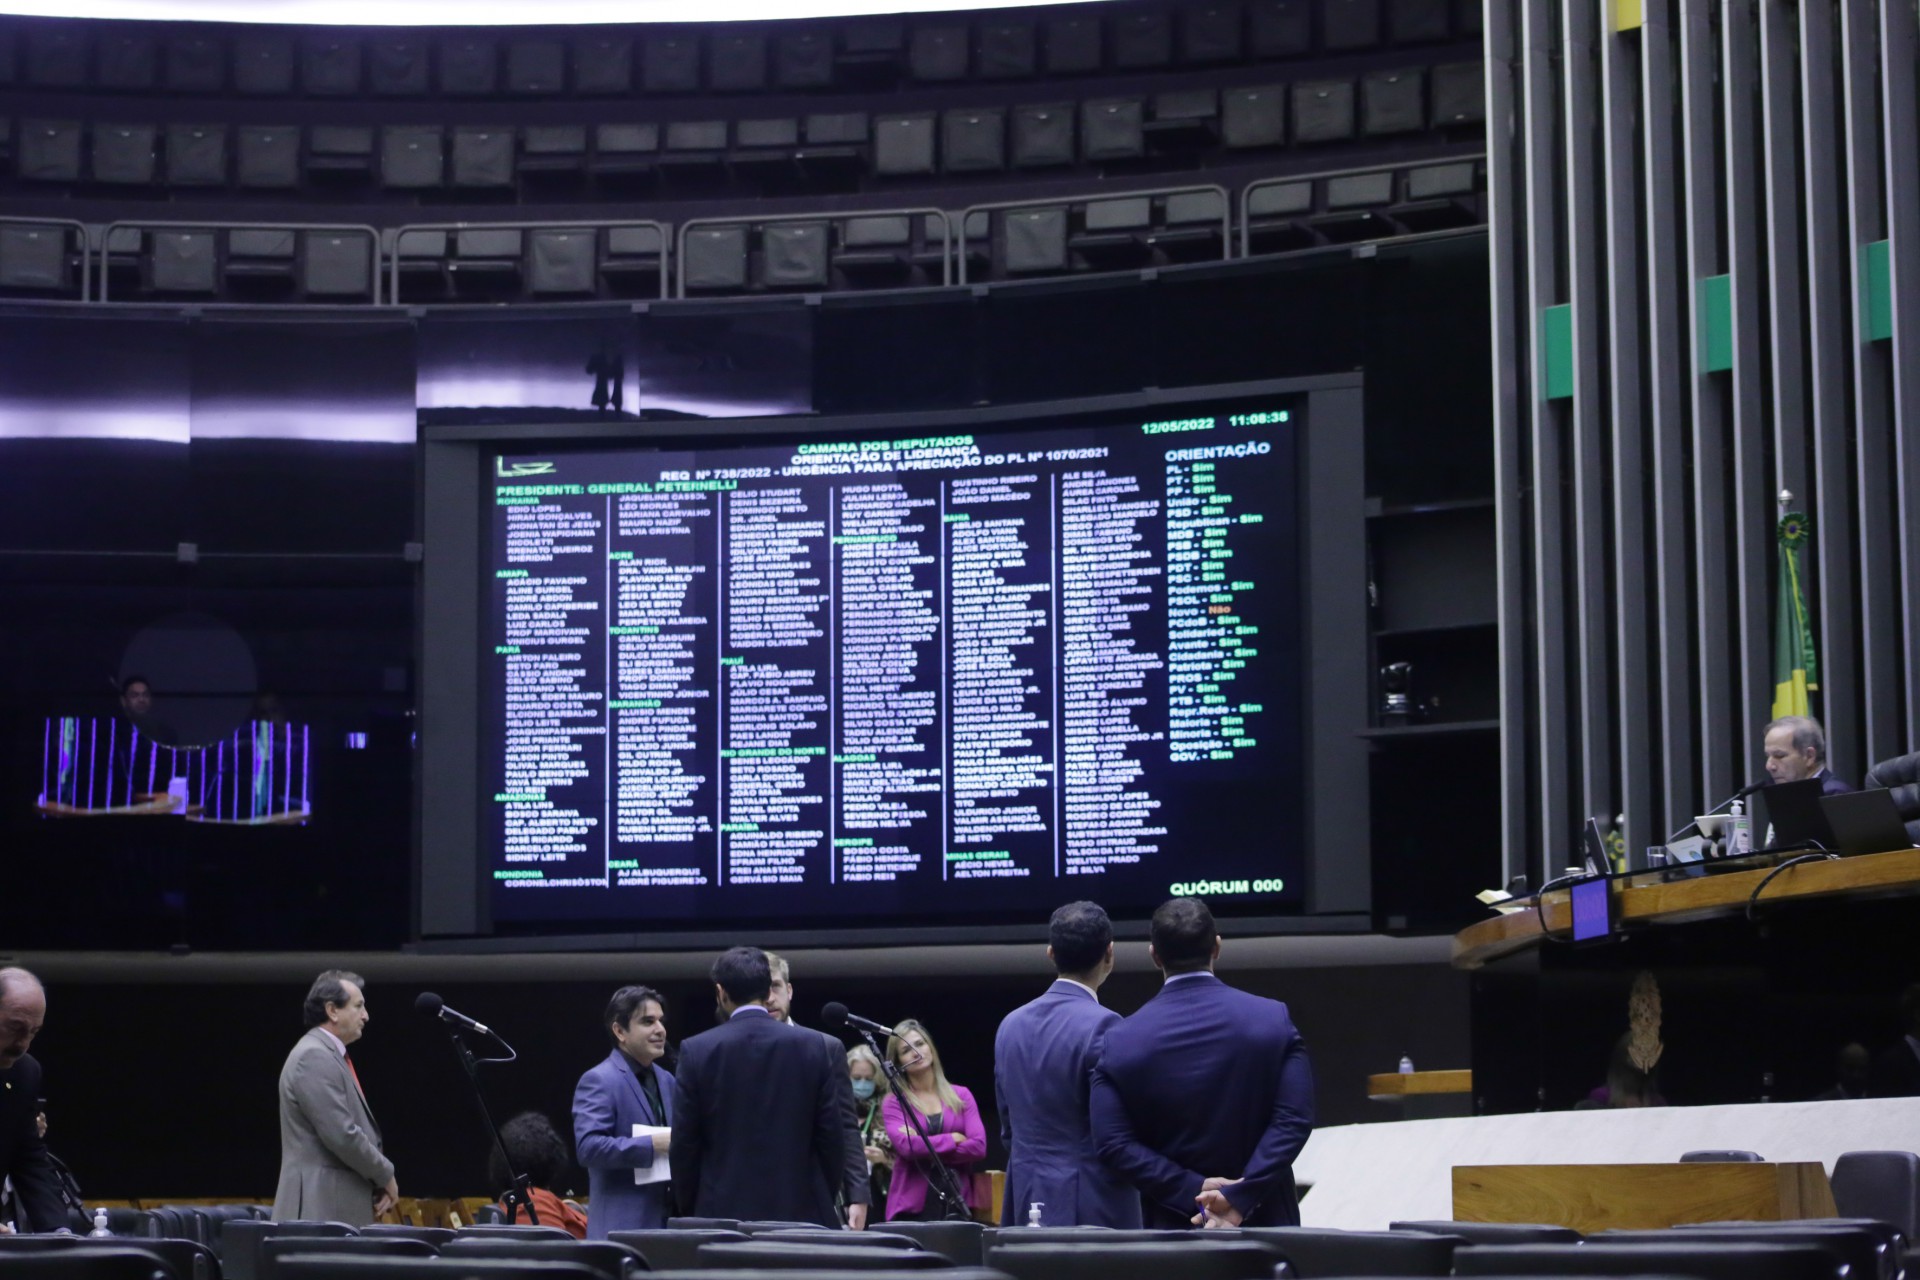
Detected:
left=346, top=1053, right=365, bottom=1098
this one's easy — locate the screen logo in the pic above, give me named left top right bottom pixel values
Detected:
left=496, top=458, right=556, bottom=478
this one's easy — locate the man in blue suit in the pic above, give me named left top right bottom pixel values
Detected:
left=573, top=985, right=675, bottom=1238
left=1091, top=897, right=1315, bottom=1229
left=994, top=901, right=1143, bottom=1228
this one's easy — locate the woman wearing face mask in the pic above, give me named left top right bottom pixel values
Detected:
left=879, top=1019, right=989, bottom=1221
left=846, top=1044, right=893, bottom=1219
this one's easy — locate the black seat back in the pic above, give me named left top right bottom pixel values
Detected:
left=1832, top=1151, right=1920, bottom=1241
left=440, top=1239, right=647, bottom=1279
left=259, top=1236, right=434, bottom=1280
left=608, top=1230, right=749, bottom=1271
left=982, top=1229, right=1189, bottom=1248
left=874, top=1221, right=987, bottom=1266
left=1238, top=1227, right=1465, bottom=1276
left=663, top=1218, right=741, bottom=1231
left=359, top=1228, right=456, bottom=1246
left=454, top=1225, right=576, bottom=1241
left=0, top=1249, right=185, bottom=1280
left=1391, top=1222, right=1580, bottom=1244
left=1454, top=1240, right=1843, bottom=1280
left=736, top=1221, right=832, bottom=1235
left=697, top=1241, right=955, bottom=1270
left=756, top=1231, right=919, bottom=1249
left=275, top=1258, right=604, bottom=1280
left=1596, top=1226, right=1884, bottom=1280
left=222, top=1221, right=356, bottom=1280
left=987, top=1241, right=1282, bottom=1280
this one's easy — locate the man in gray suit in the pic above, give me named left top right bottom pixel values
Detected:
left=272, top=970, right=397, bottom=1225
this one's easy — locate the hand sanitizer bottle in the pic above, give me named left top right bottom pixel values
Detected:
left=1398, top=1055, right=1415, bottom=1074
left=1027, top=1202, right=1044, bottom=1227
left=89, top=1208, right=112, bottom=1237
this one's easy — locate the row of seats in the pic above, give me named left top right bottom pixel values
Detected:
left=0, top=158, right=1486, bottom=303
left=0, top=0, right=1478, bottom=99
left=5, top=1214, right=1910, bottom=1280
left=0, top=69, right=1485, bottom=196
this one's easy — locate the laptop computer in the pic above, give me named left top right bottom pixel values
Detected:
left=1818, top=789, right=1918, bottom=857
left=1753, top=778, right=1832, bottom=850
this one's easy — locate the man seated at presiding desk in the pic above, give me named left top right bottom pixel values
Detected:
left=1763, top=715, right=1854, bottom=794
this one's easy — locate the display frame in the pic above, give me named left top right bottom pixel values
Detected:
left=419, top=374, right=1368, bottom=948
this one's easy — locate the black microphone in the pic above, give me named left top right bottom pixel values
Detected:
left=415, top=991, right=492, bottom=1036
left=820, top=1002, right=897, bottom=1038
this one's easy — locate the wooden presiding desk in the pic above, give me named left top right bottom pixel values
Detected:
left=1453, top=845, right=1920, bottom=968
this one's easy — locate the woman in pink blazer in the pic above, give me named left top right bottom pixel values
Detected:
left=879, top=1018, right=988, bottom=1221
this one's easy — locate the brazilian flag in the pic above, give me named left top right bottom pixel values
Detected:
left=1772, top=511, right=1818, bottom=718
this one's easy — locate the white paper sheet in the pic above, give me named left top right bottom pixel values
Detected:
left=632, top=1124, right=671, bottom=1186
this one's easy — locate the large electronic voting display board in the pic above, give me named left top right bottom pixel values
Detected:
left=480, top=397, right=1305, bottom=930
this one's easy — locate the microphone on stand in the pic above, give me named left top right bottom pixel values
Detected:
left=416, top=991, right=493, bottom=1036
left=820, top=1002, right=897, bottom=1038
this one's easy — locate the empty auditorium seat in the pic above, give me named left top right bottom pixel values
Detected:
left=359, top=1228, right=457, bottom=1246
left=165, top=32, right=225, bottom=92
left=1113, top=10, right=1174, bottom=67
left=304, top=229, right=375, bottom=299
left=1183, top=4, right=1246, bottom=62
left=260, top=1236, right=436, bottom=1280
left=19, top=119, right=82, bottom=182
left=520, top=125, right=589, bottom=181
left=1238, top=1227, right=1468, bottom=1277
left=1294, top=80, right=1358, bottom=142
left=166, top=124, right=228, bottom=186
left=988, top=1241, right=1281, bottom=1280
left=1243, top=178, right=1316, bottom=253
left=831, top=213, right=948, bottom=284
left=660, top=119, right=728, bottom=177
left=1146, top=88, right=1221, bottom=150
left=439, top=1238, right=645, bottom=1280
left=1595, top=1225, right=1884, bottom=1280
left=1002, top=206, right=1070, bottom=274
left=440, top=35, right=500, bottom=95
left=452, top=126, right=513, bottom=188
left=1454, top=1241, right=1842, bottom=1280
left=760, top=222, right=831, bottom=289
left=506, top=40, right=565, bottom=94
left=1043, top=15, right=1102, bottom=72
left=449, top=228, right=523, bottom=296
left=237, top=125, right=299, bottom=188
left=1325, top=0, right=1384, bottom=47
left=682, top=224, right=750, bottom=292
left=775, top=29, right=833, bottom=88
left=1253, top=0, right=1314, bottom=54
left=731, top=116, right=801, bottom=178
left=609, top=1229, right=749, bottom=1270
left=234, top=33, right=294, bottom=94
left=224, top=227, right=298, bottom=296
left=979, top=19, right=1037, bottom=77
left=392, top=227, right=448, bottom=299
left=943, top=108, right=1007, bottom=172
left=909, top=25, right=970, bottom=80
left=1831, top=1150, right=1920, bottom=1241
left=0, top=1247, right=196, bottom=1280
left=308, top=125, right=375, bottom=180
left=874, top=1221, right=985, bottom=1266
left=1151, top=188, right=1230, bottom=259
left=1392, top=1222, right=1580, bottom=1243
left=698, top=1241, right=954, bottom=1270
left=572, top=33, right=633, bottom=93
left=1011, top=103, right=1074, bottom=167
left=527, top=228, right=596, bottom=295
left=91, top=123, right=157, bottom=185
left=874, top=113, right=937, bottom=176
left=1431, top=61, right=1487, bottom=125
left=303, top=35, right=364, bottom=94
left=1362, top=68, right=1426, bottom=135
left=382, top=125, right=445, bottom=189
left=592, top=123, right=659, bottom=180
left=1083, top=97, right=1146, bottom=161
left=641, top=32, right=699, bottom=92
left=1070, top=196, right=1154, bottom=265
left=2, top=221, right=81, bottom=297
left=755, top=1229, right=920, bottom=1249
left=600, top=224, right=666, bottom=297
left=1223, top=85, right=1287, bottom=149
left=97, top=29, right=158, bottom=89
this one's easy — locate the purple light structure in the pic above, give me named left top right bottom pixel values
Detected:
left=39, top=716, right=312, bottom=822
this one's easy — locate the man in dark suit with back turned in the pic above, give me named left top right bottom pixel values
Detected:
left=1091, top=897, right=1315, bottom=1229
left=0, top=968, right=63, bottom=1234
left=672, top=946, right=845, bottom=1225
left=995, top=900, right=1142, bottom=1227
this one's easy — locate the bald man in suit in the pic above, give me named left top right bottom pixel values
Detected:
left=272, top=970, right=397, bottom=1226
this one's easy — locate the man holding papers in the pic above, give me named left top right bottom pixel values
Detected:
left=573, top=985, right=676, bottom=1237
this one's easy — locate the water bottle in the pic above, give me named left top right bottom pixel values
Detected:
left=1398, top=1055, right=1415, bottom=1075
left=1726, top=799, right=1752, bottom=856
left=88, top=1208, right=112, bottom=1238
left=1026, top=1202, right=1044, bottom=1227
